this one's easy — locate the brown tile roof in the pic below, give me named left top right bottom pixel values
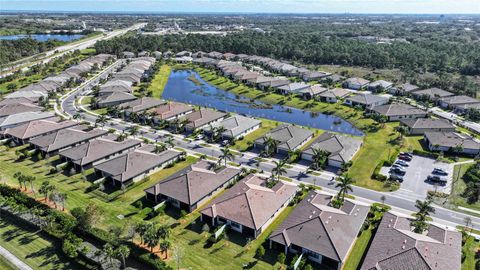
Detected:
left=270, top=191, right=369, bottom=263
left=119, top=97, right=166, bottom=113
left=201, top=175, right=298, bottom=230
left=149, top=102, right=193, bottom=121
left=4, top=117, right=77, bottom=140
left=179, top=108, right=226, bottom=129
left=145, top=160, right=241, bottom=205
left=360, top=212, right=462, bottom=270
left=0, top=103, right=43, bottom=117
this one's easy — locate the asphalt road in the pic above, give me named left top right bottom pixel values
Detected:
left=58, top=65, right=480, bottom=230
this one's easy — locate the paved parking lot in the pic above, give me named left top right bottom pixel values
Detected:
left=381, top=155, right=454, bottom=200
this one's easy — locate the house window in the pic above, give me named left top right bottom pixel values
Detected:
left=230, top=221, right=241, bottom=229
left=303, top=248, right=320, bottom=259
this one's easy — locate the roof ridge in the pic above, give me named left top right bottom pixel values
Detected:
left=244, top=191, right=257, bottom=229
left=318, top=214, right=342, bottom=261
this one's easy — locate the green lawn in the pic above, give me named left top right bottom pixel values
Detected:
left=462, top=235, right=479, bottom=270
left=449, top=163, right=480, bottom=212
left=0, top=255, right=17, bottom=270
left=149, top=64, right=172, bottom=99
left=343, top=227, right=374, bottom=270
left=232, top=118, right=279, bottom=151
left=0, top=214, right=82, bottom=270
left=0, top=145, right=293, bottom=269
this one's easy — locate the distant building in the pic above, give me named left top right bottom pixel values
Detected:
left=371, top=103, right=427, bottom=121
left=342, top=77, right=370, bottom=90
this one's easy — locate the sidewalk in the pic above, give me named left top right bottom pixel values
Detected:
left=0, top=245, right=31, bottom=270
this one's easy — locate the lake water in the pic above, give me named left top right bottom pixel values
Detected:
left=0, top=34, right=84, bottom=42
left=162, top=70, right=364, bottom=136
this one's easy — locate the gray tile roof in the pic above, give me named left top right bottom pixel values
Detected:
left=29, top=126, right=108, bottom=153
left=344, top=77, right=370, bottom=86
left=346, top=94, right=390, bottom=106
left=439, top=95, right=480, bottom=106
left=94, top=145, right=181, bottom=183
left=97, top=92, right=137, bottom=106
left=270, top=191, right=369, bottom=263
left=400, top=83, right=419, bottom=93
left=179, top=108, right=226, bottom=129
left=303, top=132, right=362, bottom=163
left=145, top=160, right=241, bottom=205
left=118, top=97, right=166, bottom=113
left=0, top=103, right=43, bottom=117
left=412, top=88, right=454, bottom=99
left=0, top=97, right=36, bottom=106
left=4, top=117, right=77, bottom=140
left=319, top=88, right=350, bottom=99
left=368, top=80, right=393, bottom=89
left=276, top=82, right=311, bottom=93
left=400, top=118, right=455, bottom=130
left=202, top=115, right=261, bottom=138
left=201, top=175, right=298, bottom=230
left=59, top=136, right=141, bottom=166
left=0, top=111, right=54, bottom=129
left=372, top=103, right=427, bottom=117
left=255, top=124, right=313, bottom=151
left=424, top=132, right=480, bottom=150
left=360, top=212, right=461, bottom=270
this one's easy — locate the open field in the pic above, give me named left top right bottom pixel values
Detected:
left=149, top=64, right=172, bottom=99
left=0, top=255, right=17, bottom=270
left=462, top=235, right=480, bottom=270
left=450, top=162, right=479, bottom=212
left=0, top=214, right=83, bottom=270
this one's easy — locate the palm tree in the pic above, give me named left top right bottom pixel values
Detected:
left=115, top=245, right=130, bottom=269
left=127, top=125, right=139, bottom=138
left=412, top=199, right=435, bottom=233
left=144, top=225, right=160, bottom=252
left=272, top=160, right=287, bottom=181
left=59, top=193, right=67, bottom=211
left=310, top=149, right=330, bottom=170
left=73, top=113, right=84, bottom=123
left=154, top=143, right=167, bottom=154
left=25, top=175, right=36, bottom=197
left=170, top=118, right=181, bottom=133
left=264, top=136, right=278, bottom=157
left=213, top=126, right=226, bottom=142
left=39, top=181, right=54, bottom=201
left=95, top=115, right=108, bottom=127
left=117, top=133, right=128, bottom=142
left=335, top=175, right=355, bottom=202
left=14, top=172, right=25, bottom=190
left=160, top=241, right=171, bottom=259
left=219, top=146, right=234, bottom=167
left=103, top=243, right=115, bottom=267
left=165, top=136, right=175, bottom=148
left=179, top=118, right=191, bottom=132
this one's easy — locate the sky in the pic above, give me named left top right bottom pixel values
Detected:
left=1, top=0, right=479, bottom=14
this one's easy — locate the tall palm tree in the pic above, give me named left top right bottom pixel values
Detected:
left=272, top=160, right=287, bottom=181
left=412, top=199, right=435, bottom=233
left=73, top=113, right=84, bottom=123
left=127, top=125, right=139, bottom=138
left=310, top=149, right=330, bottom=170
left=95, top=115, right=108, bottom=127
left=25, top=175, right=36, bottom=197
left=264, top=136, right=278, bottom=157
left=154, top=143, right=167, bottom=154
left=165, top=136, right=175, bottom=148
left=117, top=133, right=128, bottom=142
left=213, top=126, right=226, bottom=142
left=219, top=146, right=234, bottom=167
left=14, top=172, right=25, bottom=190
left=335, top=175, right=355, bottom=202
left=160, top=241, right=171, bottom=259
left=115, top=245, right=130, bottom=269
left=170, top=118, right=181, bottom=133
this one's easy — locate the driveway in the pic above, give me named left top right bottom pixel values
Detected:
left=382, top=155, right=454, bottom=201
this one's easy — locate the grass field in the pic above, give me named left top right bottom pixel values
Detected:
left=462, top=235, right=480, bottom=270
left=343, top=227, right=374, bottom=270
left=231, top=118, right=279, bottom=151
left=0, top=214, right=82, bottom=270
left=450, top=162, right=479, bottom=212
left=0, top=145, right=295, bottom=269
left=149, top=64, right=172, bottom=99
left=0, top=255, right=17, bottom=270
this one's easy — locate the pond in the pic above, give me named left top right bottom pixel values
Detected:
left=0, top=34, right=84, bottom=42
left=162, top=70, right=364, bottom=136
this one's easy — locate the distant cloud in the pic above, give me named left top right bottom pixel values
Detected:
left=1, top=0, right=479, bottom=14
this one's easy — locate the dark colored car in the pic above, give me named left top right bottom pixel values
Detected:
left=390, top=174, right=404, bottom=182
left=400, top=152, right=413, bottom=158
left=427, top=175, right=448, bottom=184
left=432, top=168, right=448, bottom=176
left=398, top=155, right=412, bottom=161
left=390, top=168, right=406, bottom=175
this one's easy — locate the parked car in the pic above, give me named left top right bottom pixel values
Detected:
left=400, top=152, right=413, bottom=158
left=221, top=140, right=230, bottom=146
left=390, top=167, right=406, bottom=175
left=196, top=134, right=204, bottom=140
left=398, top=155, right=412, bottom=161
left=395, top=160, right=409, bottom=167
left=427, top=175, right=448, bottom=184
left=390, top=174, right=404, bottom=182
left=391, top=164, right=403, bottom=170
left=432, top=168, right=448, bottom=176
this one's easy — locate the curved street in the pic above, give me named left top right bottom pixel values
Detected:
left=57, top=64, right=480, bottom=231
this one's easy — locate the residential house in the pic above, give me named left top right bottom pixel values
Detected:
left=454, top=103, right=480, bottom=115
left=360, top=212, right=461, bottom=270
left=371, top=103, right=427, bottom=121
left=298, top=85, right=327, bottom=100
left=302, top=71, right=331, bottom=82
left=318, top=88, right=351, bottom=103
left=177, top=108, right=226, bottom=132
left=342, top=77, right=370, bottom=90
left=424, top=132, right=480, bottom=155
left=438, top=95, right=480, bottom=110
left=270, top=191, right=369, bottom=270
left=200, top=174, right=298, bottom=238
left=390, top=83, right=419, bottom=95
left=344, top=94, right=390, bottom=109
left=0, top=102, right=43, bottom=118
left=258, top=78, right=290, bottom=91
left=118, top=97, right=166, bottom=116
left=367, top=80, right=394, bottom=92
left=254, top=124, right=314, bottom=155
left=276, top=82, right=311, bottom=95
left=3, top=117, right=77, bottom=145
left=400, top=118, right=456, bottom=135
left=97, top=92, right=137, bottom=108
left=29, top=125, right=108, bottom=156
left=59, top=135, right=141, bottom=171
left=202, top=115, right=261, bottom=140
left=122, top=51, right=135, bottom=58
left=411, top=87, right=454, bottom=101
left=149, top=102, right=194, bottom=123
left=0, top=97, right=36, bottom=107
left=94, top=145, right=183, bottom=187
left=0, top=111, right=54, bottom=131
left=144, top=160, right=242, bottom=212
left=301, top=132, right=362, bottom=168
left=98, top=80, right=133, bottom=96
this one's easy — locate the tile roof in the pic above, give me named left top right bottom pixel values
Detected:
left=94, top=145, right=181, bottom=182
left=400, top=118, right=455, bottom=130
left=270, top=191, right=369, bottom=263
left=319, top=88, right=350, bottom=99
left=372, top=103, right=427, bottom=117
left=303, top=132, right=362, bottom=163
left=412, top=88, right=454, bottom=99
left=145, top=160, right=241, bottom=205
left=0, top=111, right=54, bottom=128
left=344, top=77, right=370, bottom=86
left=360, top=212, right=461, bottom=270
left=118, top=97, right=166, bottom=113
left=59, top=136, right=141, bottom=166
left=255, top=124, right=313, bottom=151
left=439, top=95, right=480, bottom=106
left=424, top=132, right=480, bottom=150
left=201, top=175, right=298, bottom=230
left=149, top=102, right=193, bottom=121
left=179, top=108, right=226, bottom=129
left=4, top=117, right=77, bottom=140
left=346, top=94, right=389, bottom=105
left=0, top=103, right=43, bottom=117
left=203, top=115, right=261, bottom=138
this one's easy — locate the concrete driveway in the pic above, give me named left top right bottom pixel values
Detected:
left=381, top=155, right=454, bottom=201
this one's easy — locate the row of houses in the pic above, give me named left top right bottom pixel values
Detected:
left=5, top=54, right=115, bottom=102
left=143, top=160, right=461, bottom=270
